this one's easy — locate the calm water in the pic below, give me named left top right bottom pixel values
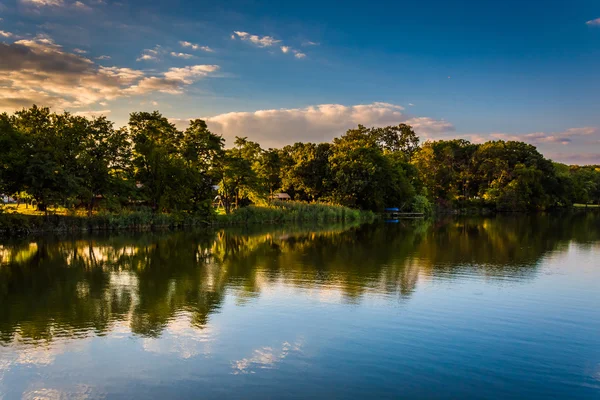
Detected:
left=1, top=214, right=599, bottom=399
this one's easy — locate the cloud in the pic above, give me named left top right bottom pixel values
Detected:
left=586, top=18, right=600, bottom=26
left=0, top=36, right=219, bottom=111
left=546, top=152, right=600, bottom=165
left=488, top=127, right=598, bottom=145
left=171, top=102, right=454, bottom=148
left=170, top=52, right=194, bottom=59
left=125, top=65, right=219, bottom=95
left=73, top=109, right=111, bottom=117
left=72, top=0, right=91, bottom=11
left=232, top=31, right=280, bottom=47
left=96, top=55, right=110, bottom=60
left=136, top=45, right=163, bottom=62
left=302, top=41, right=320, bottom=46
left=19, top=0, right=64, bottom=6
left=179, top=41, right=213, bottom=52
left=73, top=48, right=87, bottom=54
left=232, top=32, right=306, bottom=59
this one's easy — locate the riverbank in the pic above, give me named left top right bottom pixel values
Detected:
left=0, top=201, right=375, bottom=235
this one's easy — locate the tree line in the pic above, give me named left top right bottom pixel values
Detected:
left=0, top=105, right=598, bottom=215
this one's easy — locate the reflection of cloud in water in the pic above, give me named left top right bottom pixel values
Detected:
left=21, top=385, right=95, bottom=400
left=232, top=339, right=303, bottom=375
left=3, top=334, right=92, bottom=367
left=142, top=312, right=215, bottom=359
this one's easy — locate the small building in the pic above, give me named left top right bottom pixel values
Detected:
left=270, top=193, right=291, bottom=201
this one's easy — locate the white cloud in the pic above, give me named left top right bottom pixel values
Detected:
left=586, top=18, right=600, bottom=26
left=96, top=55, right=111, bottom=60
left=233, top=31, right=280, bottom=47
left=302, top=41, right=319, bottom=46
left=0, top=30, right=12, bottom=38
left=179, top=41, right=213, bottom=52
left=170, top=52, right=194, bottom=59
left=19, top=0, right=64, bottom=6
left=73, top=48, right=87, bottom=54
left=233, top=32, right=308, bottom=59
left=136, top=45, right=163, bottom=62
left=0, top=36, right=219, bottom=111
left=171, top=102, right=454, bottom=148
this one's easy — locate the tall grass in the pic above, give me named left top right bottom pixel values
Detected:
left=0, top=209, right=211, bottom=235
left=217, top=201, right=375, bottom=225
left=0, top=201, right=374, bottom=235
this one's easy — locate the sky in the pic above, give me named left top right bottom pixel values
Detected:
left=0, top=0, right=599, bottom=164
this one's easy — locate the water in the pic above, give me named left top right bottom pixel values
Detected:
left=1, top=213, right=599, bottom=399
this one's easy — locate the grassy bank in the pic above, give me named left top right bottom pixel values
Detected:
left=217, top=201, right=375, bottom=225
left=0, top=201, right=374, bottom=235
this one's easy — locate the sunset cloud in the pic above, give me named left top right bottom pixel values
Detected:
left=171, top=102, right=454, bottom=148
left=0, top=36, right=219, bottom=111
left=586, top=18, right=600, bottom=26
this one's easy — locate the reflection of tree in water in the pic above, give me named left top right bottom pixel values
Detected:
left=0, top=212, right=598, bottom=345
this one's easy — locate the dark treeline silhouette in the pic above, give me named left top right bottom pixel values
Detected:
left=1, top=212, right=599, bottom=344
left=0, top=105, right=599, bottom=215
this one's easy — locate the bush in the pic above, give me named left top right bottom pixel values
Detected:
left=410, top=195, right=433, bottom=215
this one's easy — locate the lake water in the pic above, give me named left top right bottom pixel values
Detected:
left=1, top=213, right=599, bottom=399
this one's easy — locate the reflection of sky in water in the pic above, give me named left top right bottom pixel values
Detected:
left=0, top=217, right=599, bottom=399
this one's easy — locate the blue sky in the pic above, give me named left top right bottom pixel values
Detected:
left=0, top=0, right=599, bottom=163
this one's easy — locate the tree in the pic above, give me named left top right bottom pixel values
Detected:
left=77, top=116, right=133, bottom=215
left=181, top=119, right=225, bottom=211
left=129, top=111, right=183, bottom=211
left=372, top=124, right=420, bottom=160
left=12, top=106, right=82, bottom=213
left=0, top=113, right=27, bottom=198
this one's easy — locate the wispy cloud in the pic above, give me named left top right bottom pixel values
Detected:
left=488, top=127, right=598, bottom=145
left=73, top=48, right=87, bottom=54
left=136, top=45, right=163, bottom=62
left=232, top=31, right=280, bottom=47
left=0, top=30, right=12, bottom=38
left=72, top=0, right=91, bottom=11
left=96, top=55, right=111, bottom=60
left=19, top=0, right=64, bottom=6
left=170, top=52, right=194, bottom=59
left=586, top=18, right=600, bottom=26
left=233, top=31, right=307, bottom=59
left=179, top=41, right=214, bottom=52
left=302, top=41, right=319, bottom=46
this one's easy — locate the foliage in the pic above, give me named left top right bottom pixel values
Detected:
left=1, top=105, right=599, bottom=228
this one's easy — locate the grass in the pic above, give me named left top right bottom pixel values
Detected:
left=0, top=201, right=374, bottom=235
left=217, top=201, right=375, bottom=225
left=573, top=203, right=600, bottom=208
left=0, top=209, right=211, bottom=235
